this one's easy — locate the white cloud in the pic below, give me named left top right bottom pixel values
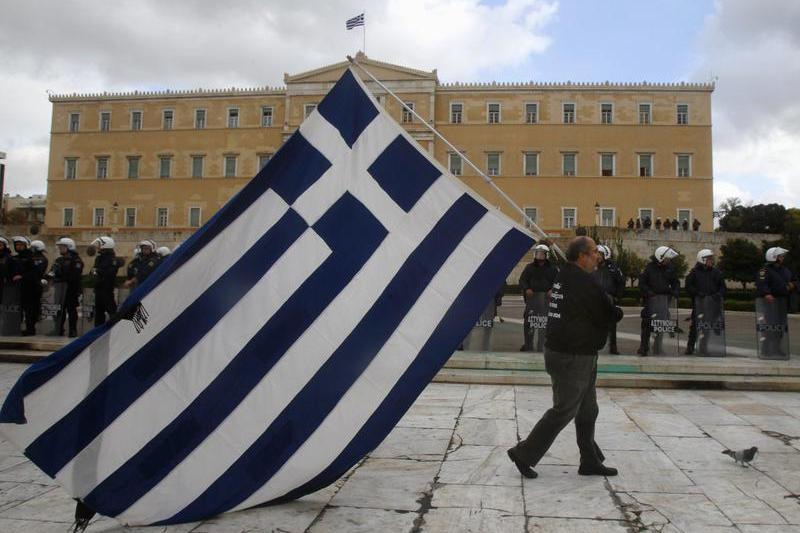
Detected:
left=0, top=0, right=557, bottom=196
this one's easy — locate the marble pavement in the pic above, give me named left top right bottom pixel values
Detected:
left=1, top=362, right=800, bottom=532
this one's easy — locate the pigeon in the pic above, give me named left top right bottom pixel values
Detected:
left=722, top=446, right=758, bottom=467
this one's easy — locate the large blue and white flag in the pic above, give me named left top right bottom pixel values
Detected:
left=0, top=67, right=533, bottom=525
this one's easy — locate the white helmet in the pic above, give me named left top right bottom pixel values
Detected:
left=91, top=236, right=115, bottom=250
left=766, top=247, right=789, bottom=263
left=156, top=246, right=171, bottom=257
left=696, top=249, right=714, bottom=264
left=56, top=237, right=77, bottom=251
left=597, top=245, right=612, bottom=260
left=654, top=246, right=678, bottom=263
left=11, top=236, right=31, bottom=248
left=30, top=240, right=46, bottom=252
left=533, top=243, right=549, bottom=259
left=139, top=239, right=156, bottom=252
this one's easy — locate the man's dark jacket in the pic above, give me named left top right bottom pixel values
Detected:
left=546, top=263, right=622, bottom=355
left=93, top=250, right=119, bottom=292
left=518, top=260, right=558, bottom=299
left=756, top=263, right=795, bottom=297
left=639, top=258, right=679, bottom=299
left=591, top=260, right=625, bottom=301
left=685, top=263, right=725, bottom=299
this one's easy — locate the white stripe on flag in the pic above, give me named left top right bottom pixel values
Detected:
left=119, top=177, right=462, bottom=524
left=0, top=189, right=290, bottom=450
left=235, top=213, right=511, bottom=508
left=58, top=229, right=332, bottom=496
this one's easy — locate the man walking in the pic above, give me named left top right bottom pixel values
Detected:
left=507, top=237, right=622, bottom=479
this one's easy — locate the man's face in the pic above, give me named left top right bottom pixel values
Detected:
left=141, top=245, right=152, bottom=256
left=577, top=242, right=599, bottom=273
left=58, top=245, right=68, bottom=256
left=704, top=256, right=714, bottom=267
left=777, top=254, right=786, bottom=265
left=14, top=242, right=25, bottom=253
left=534, top=251, right=546, bottom=261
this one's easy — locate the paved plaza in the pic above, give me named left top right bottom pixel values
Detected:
left=1, top=363, right=800, bottom=532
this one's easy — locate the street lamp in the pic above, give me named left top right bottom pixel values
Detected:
left=594, top=202, right=600, bottom=226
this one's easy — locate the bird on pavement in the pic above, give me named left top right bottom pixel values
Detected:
left=722, top=446, right=758, bottom=467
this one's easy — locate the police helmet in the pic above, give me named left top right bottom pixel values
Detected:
left=598, top=245, right=612, bottom=260
left=654, top=246, right=678, bottom=263
left=91, top=236, right=115, bottom=250
left=696, top=249, right=714, bottom=264
left=56, top=237, right=77, bottom=251
left=11, top=236, right=31, bottom=248
left=766, top=247, right=789, bottom=263
left=533, top=243, right=549, bottom=259
left=139, top=239, right=156, bottom=252
left=30, top=240, right=46, bottom=252
left=156, top=246, right=171, bottom=257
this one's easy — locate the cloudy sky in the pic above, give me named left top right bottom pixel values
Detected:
left=1, top=0, right=799, bottom=209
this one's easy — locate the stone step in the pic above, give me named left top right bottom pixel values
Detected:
left=0, top=336, right=70, bottom=353
left=0, top=349, right=54, bottom=364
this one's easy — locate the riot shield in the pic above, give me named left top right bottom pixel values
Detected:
left=41, top=282, right=65, bottom=336
left=646, top=294, right=680, bottom=355
left=79, top=288, right=96, bottom=334
left=756, top=297, right=790, bottom=360
left=523, top=292, right=548, bottom=352
left=0, top=284, right=22, bottom=336
left=463, top=300, right=495, bottom=351
left=693, top=296, right=726, bottom=357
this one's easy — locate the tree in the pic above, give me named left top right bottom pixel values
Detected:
left=719, top=202, right=787, bottom=234
left=719, top=238, right=761, bottom=290
left=671, top=253, right=689, bottom=279
left=613, top=245, right=646, bottom=287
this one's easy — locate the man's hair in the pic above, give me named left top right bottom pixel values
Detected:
left=566, top=236, right=594, bottom=262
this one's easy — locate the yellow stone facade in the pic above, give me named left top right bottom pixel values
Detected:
left=44, top=54, right=714, bottom=242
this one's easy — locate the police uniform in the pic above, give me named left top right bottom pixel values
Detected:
left=93, top=249, right=119, bottom=326
left=51, top=250, right=84, bottom=336
left=518, top=259, right=558, bottom=351
left=12, top=248, right=48, bottom=335
left=134, top=253, right=162, bottom=286
left=756, top=262, right=796, bottom=356
left=637, top=257, right=679, bottom=355
left=684, top=262, right=725, bottom=354
left=0, top=246, right=12, bottom=308
left=591, top=259, right=625, bottom=353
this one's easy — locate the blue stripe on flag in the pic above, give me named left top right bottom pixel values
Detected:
left=163, top=194, right=488, bottom=524
left=83, top=192, right=387, bottom=518
left=0, top=132, right=331, bottom=425
left=269, top=228, right=534, bottom=504
left=367, top=135, right=441, bottom=212
left=316, top=69, right=378, bottom=148
left=24, top=209, right=309, bottom=477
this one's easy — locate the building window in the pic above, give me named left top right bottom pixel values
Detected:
left=69, top=113, right=80, bottom=132
left=677, top=154, right=691, bottom=177
left=65, top=158, right=77, bottom=180
left=639, top=103, right=651, bottom=124
left=524, top=152, right=538, bottom=176
left=227, top=108, right=239, bottom=128
left=562, top=153, right=577, bottom=176
left=562, top=208, right=577, bottom=229
left=100, top=112, right=111, bottom=132
left=450, top=102, right=463, bottom=124
left=261, top=106, right=273, bottom=127
left=189, top=207, right=202, bottom=228
left=601, top=103, right=613, bottom=124
left=63, top=207, right=74, bottom=227
left=486, top=152, right=501, bottom=176
left=224, top=155, right=237, bottom=177
left=563, top=103, right=575, bottom=124
left=401, top=102, right=414, bottom=123
left=131, top=110, right=142, bottom=130
left=157, top=207, right=169, bottom=227
left=525, top=103, right=538, bottom=124
left=601, top=153, right=615, bottom=176
left=127, top=156, right=140, bottom=179
left=94, top=207, right=105, bottom=227
left=639, top=208, right=653, bottom=224
left=677, top=209, right=692, bottom=225
left=125, top=207, right=136, bottom=227
left=303, top=103, right=317, bottom=119
left=159, top=155, right=172, bottom=178
left=600, top=208, right=615, bottom=227
left=677, top=104, right=689, bottom=125
left=192, top=156, right=204, bottom=178
left=195, top=109, right=206, bottom=129
left=96, top=157, right=109, bottom=179
left=638, top=153, right=653, bottom=177
left=162, top=109, right=174, bottom=130
left=523, top=207, right=538, bottom=229
left=258, top=153, right=272, bottom=170
left=449, top=153, right=462, bottom=176
left=487, top=103, right=501, bottom=124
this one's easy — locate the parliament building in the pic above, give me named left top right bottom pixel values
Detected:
left=44, top=53, right=714, bottom=246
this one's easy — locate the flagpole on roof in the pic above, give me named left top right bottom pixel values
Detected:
left=363, top=10, right=366, bottom=54
left=347, top=55, right=564, bottom=260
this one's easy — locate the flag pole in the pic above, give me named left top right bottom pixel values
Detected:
left=362, top=11, right=366, bottom=54
left=346, top=55, right=564, bottom=259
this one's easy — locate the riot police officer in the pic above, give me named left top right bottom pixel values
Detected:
left=10, top=236, right=47, bottom=336
left=637, top=246, right=680, bottom=356
left=685, top=249, right=725, bottom=355
left=756, top=247, right=796, bottom=356
left=592, top=245, right=625, bottom=354
left=49, top=237, right=84, bottom=337
left=0, top=237, right=12, bottom=306
left=518, top=243, right=558, bottom=352
left=91, top=236, right=119, bottom=327
left=124, top=240, right=161, bottom=288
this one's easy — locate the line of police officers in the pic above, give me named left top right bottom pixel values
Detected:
left=519, top=243, right=796, bottom=356
left=0, top=236, right=171, bottom=337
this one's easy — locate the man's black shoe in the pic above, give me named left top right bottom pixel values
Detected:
left=578, top=463, right=618, bottom=476
left=507, top=448, right=537, bottom=479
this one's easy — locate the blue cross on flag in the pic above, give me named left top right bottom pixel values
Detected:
left=0, top=67, right=534, bottom=525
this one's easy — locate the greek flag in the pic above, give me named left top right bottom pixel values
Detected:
left=346, top=13, right=365, bottom=29
left=0, top=68, right=533, bottom=526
